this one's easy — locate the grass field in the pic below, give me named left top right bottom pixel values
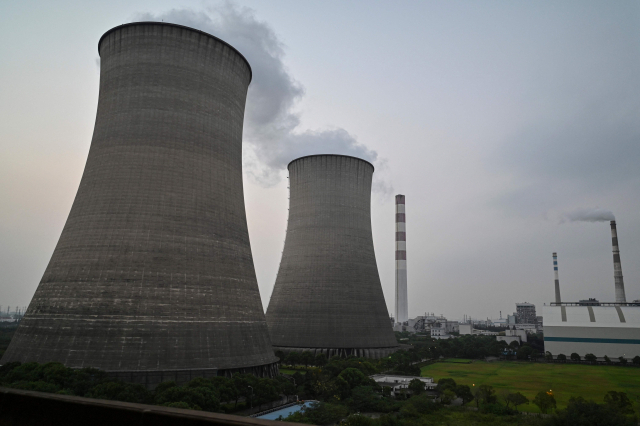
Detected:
left=421, top=360, right=640, bottom=413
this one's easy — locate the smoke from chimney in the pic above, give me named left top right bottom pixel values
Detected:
left=135, top=5, right=391, bottom=193
left=610, top=221, right=626, bottom=303
left=562, top=207, right=615, bottom=223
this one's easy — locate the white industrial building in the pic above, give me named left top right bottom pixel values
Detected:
left=543, top=304, right=640, bottom=359
left=370, top=374, right=435, bottom=396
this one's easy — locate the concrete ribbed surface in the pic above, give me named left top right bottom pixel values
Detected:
left=2, top=23, right=277, bottom=373
left=266, top=155, right=398, bottom=354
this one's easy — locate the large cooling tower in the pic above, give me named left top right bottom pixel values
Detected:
left=266, top=155, right=399, bottom=358
left=2, top=22, right=278, bottom=384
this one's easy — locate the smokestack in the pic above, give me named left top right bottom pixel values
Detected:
left=553, top=252, right=561, bottom=304
left=610, top=221, right=626, bottom=303
left=395, top=195, right=408, bottom=323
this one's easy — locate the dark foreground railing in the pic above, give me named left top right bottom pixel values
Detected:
left=0, top=387, right=300, bottom=426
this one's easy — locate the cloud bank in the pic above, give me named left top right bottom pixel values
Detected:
left=135, top=4, right=387, bottom=191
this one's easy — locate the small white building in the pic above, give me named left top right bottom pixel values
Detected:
left=370, top=374, right=435, bottom=396
left=459, top=324, right=473, bottom=335
left=497, top=327, right=527, bottom=345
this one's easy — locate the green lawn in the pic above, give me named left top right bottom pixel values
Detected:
left=421, top=360, right=640, bottom=412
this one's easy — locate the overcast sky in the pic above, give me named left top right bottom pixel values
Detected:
left=1, top=0, right=639, bottom=320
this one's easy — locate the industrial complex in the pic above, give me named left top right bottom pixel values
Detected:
left=266, top=155, right=399, bottom=358
left=1, top=22, right=278, bottom=384
left=543, top=221, right=640, bottom=359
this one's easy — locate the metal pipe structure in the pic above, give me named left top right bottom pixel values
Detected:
left=610, top=221, right=627, bottom=303
left=553, top=252, right=561, bottom=304
left=2, top=22, right=278, bottom=384
left=266, top=155, right=399, bottom=359
left=395, top=195, right=408, bottom=323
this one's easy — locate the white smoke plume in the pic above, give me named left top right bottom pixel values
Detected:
left=562, top=208, right=615, bottom=223
left=135, top=4, right=390, bottom=193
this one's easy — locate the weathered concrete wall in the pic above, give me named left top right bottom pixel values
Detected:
left=1, top=22, right=277, bottom=376
left=266, top=155, right=398, bottom=356
left=0, top=387, right=300, bottom=426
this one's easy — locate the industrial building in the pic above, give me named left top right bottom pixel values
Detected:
left=2, top=22, right=278, bottom=384
left=516, top=303, right=537, bottom=324
left=371, top=374, right=435, bottom=396
left=544, top=221, right=640, bottom=359
left=266, top=155, right=399, bottom=358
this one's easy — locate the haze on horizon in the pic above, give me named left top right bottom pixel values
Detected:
left=1, top=0, right=639, bottom=321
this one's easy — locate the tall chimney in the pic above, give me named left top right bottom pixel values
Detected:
left=610, top=221, right=626, bottom=303
left=553, top=252, right=561, bottom=304
left=395, top=194, right=408, bottom=323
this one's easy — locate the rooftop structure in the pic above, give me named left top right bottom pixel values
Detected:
left=266, top=155, right=399, bottom=359
left=1, top=22, right=278, bottom=384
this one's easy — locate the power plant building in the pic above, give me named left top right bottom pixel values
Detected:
left=1, top=22, right=278, bottom=384
left=266, top=155, right=399, bottom=358
left=544, top=220, right=639, bottom=359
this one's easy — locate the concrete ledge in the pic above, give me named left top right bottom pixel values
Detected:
left=0, top=387, right=301, bottom=426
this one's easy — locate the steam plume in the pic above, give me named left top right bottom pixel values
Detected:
left=563, top=207, right=615, bottom=223
left=135, top=4, right=389, bottom=193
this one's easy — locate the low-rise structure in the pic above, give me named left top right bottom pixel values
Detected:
left=496, top=327, right=527, bottom=345
left=370, top=374, right=435, bottom=396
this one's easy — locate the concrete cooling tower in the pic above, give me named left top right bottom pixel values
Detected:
left=266, top=155, right=399, bottom=358
left=2, top=22, right=278, bottom=385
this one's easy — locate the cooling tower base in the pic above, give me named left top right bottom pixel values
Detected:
left=274, top=346, right=399, bottom=360
left=106, top=362, right=279, bottom=389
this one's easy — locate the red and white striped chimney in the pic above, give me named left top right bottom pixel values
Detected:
left=395, top=195, right=408, bottom=323
left=610, top=221, right=626, bottom=303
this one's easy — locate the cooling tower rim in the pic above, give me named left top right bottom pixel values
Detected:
left=98, top=21, right=252, bottom=82
left=287, top=154, right=375, bottom=171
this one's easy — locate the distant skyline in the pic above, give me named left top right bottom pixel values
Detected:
left=1, top=1, right=639, bottom=320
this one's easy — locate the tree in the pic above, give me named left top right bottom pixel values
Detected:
left=533, top=391, right=556, bottom=414
left=604, top=391, right=634, bottom=415
left=455, top=385, right=473, bottom=405
left=584, top=353, right=597, bottom=364
left=633, top=356, right=640, bottom=365
left=570, top=353, right=581, bottom=362
left=441, top=389, right=456, bottom=405
left=618, top=356, right=628, bottom=365
left=254, top=378, right=280, bottom=409
left=557, top=354, right=567, bottom=362
left=517, top=345, right=533, bottom=360
left=474, top=384, right=497, bottom=407
left=286, top=352, right=301, bottom=366
left=435, top=378, right=456, bottom=394
left=338, top=368, right=372, bottom=389
left=545, top=351, right=553, bottom=361
left=531, top=350, right=540, bottom=361
left=604, top=355, right=612, bottom=364
left=552, top=397, right=636, bottom=426
left=300, top=351, right=315, bottom=367
left=407, top=379, right=424, bottom=395
left=315, top=353, right=328, bottom=367
left=506, top=392, right=529, bottom=411
left=275, top=350, right=285, bottom=366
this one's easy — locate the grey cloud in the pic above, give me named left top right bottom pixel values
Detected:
left=135, top=4, right=386, bottom=190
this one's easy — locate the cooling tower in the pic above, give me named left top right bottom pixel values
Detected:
left=2, top=22, right=278, bottom=384
left=395, top=195, right=408, bottom=323
left=553, top=252, right=561, bottom=304
left=266, top=155, right=399, bottom=358
left=610, top=221, right=627, bottom=303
